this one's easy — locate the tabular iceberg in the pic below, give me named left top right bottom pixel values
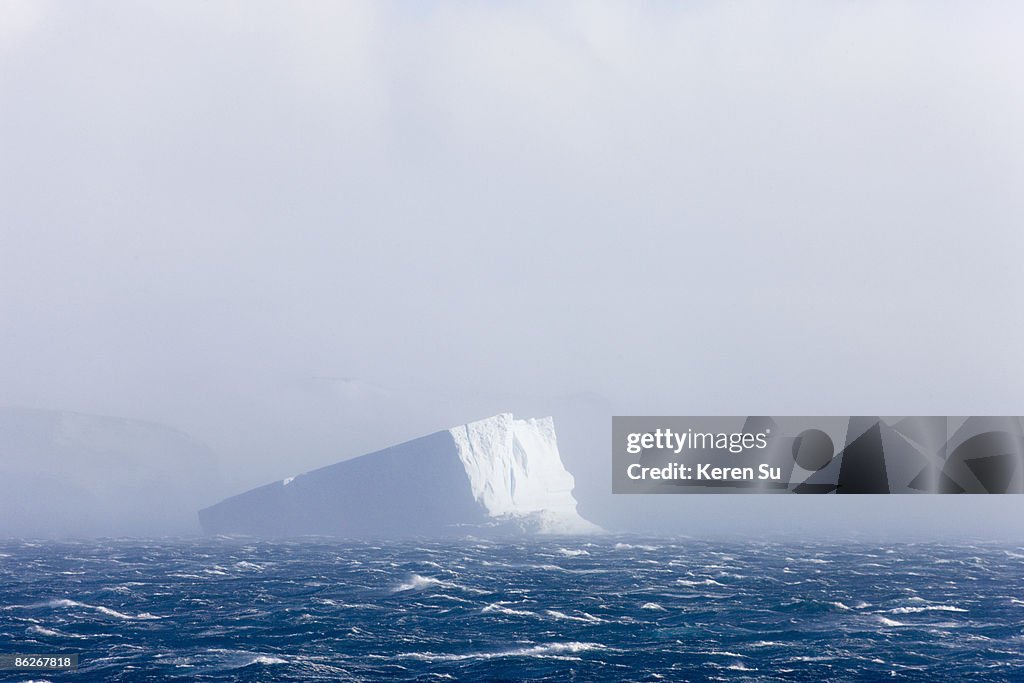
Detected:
left=198, top=413, right=599, bottom=537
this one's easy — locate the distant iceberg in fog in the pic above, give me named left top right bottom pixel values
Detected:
left=0, top=407, right=222, bottom=537
left=199, top=413, right=599, bottom=536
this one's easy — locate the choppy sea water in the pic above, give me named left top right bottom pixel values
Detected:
left=1, top=538, right=1023, bottom=681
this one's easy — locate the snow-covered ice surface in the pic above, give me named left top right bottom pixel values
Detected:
left=199, top=414, right=599, bottom=537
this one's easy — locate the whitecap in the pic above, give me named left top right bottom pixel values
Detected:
left=544, top=610, right=604, bottom=623
left=788, top=655, right=835, bottom=662
left=676, top=578, right=724, bottom=587
left=233, top=561, right=264, bottom=571
left=482, top=602, right=536, bottom=617
left=27, top=625, right=65, bottom=637
left=42, top=599, right=160, bottom=620
left=400, top=641, right=607, bottom=661
left=888, top=605, right=966, bottom=614
left=393, top=574, right=448, bottom=592
left=614, top=543, right=658, bottom=551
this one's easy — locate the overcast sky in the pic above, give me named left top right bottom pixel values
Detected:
left=2, top=2, right=1023, bottom=536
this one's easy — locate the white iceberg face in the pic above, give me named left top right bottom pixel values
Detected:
left=451, top=414, right=598, bottom=534
left=200, top=414, right=598, bottom=537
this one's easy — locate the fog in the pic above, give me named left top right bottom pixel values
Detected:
left=2, top=1, right=1023, bottom=538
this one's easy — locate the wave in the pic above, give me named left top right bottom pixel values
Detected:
left=233, top=561, right=265, bottom=571
left=435, top=594, right=474, bottom=604
left=557, top=548, right=589, bottom=557
left=400, top=641, right=607, bottom=662
left=393, top=574, right=450, bottom=592
left=314, top=598, right=381, bottom=609
left=640, top=602, right=666, bottom=611
left=878, top=616, right=907, bottom=627
left=787, top=655, right=836, bottom=662
left=544, top=610, right=604, bottom=624
left=34, top=599, right=160, bottom=620
left=614, top=543, right=659, bottom=551
left=482, top=602, right=536, bottom=618
left=27, top=625, right=62, bottom=637
left=676, top=578, right=724, bottom=587
left=393, top=573, right=486, bottom=595
left=888, top=605, right=966, bottom=614
left=27, top=624, right=85, bottom=639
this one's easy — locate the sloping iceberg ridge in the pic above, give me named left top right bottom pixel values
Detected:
left=199, top=414, right=599, bottom=536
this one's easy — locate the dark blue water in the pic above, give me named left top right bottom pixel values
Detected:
left=1, top=537, right=1023, bottom=681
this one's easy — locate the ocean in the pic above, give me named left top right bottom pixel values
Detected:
left=1, top=537, right=1022, bottom=681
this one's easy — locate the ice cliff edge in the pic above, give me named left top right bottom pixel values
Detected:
left=199, top=414, right=600, bottom=536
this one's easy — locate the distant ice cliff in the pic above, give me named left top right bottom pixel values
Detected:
left=0, top=407, right=222, bottom=537
left=199, top=414, right=599, bottom=536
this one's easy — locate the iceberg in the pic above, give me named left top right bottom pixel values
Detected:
left=0, top=407, right=222, bottom=537
left=199, top=413, right=599, bottom=536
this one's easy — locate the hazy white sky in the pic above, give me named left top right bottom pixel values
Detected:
left=1, top=2, right=1023, bottom=535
